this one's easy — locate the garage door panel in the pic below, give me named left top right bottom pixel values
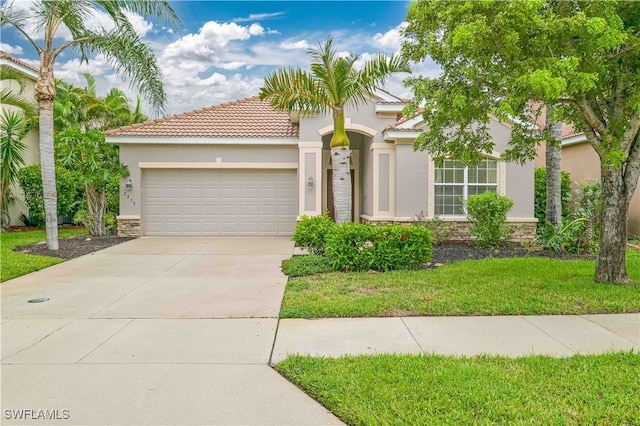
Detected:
left=164, top=205, right=181, bottom=215
left=164, top=188, right=182, bottom=198
left=182, top=205, right=201, bottom=215
left=183, top=188, right=201, bottom=198
left=144, top=169, right=297, bottom=236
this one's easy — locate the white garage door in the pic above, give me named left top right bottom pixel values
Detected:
left=143, top=169, right=297, bottom=236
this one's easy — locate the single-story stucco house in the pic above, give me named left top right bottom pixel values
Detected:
left=0, top=51, right=40, bottom=226
left=105, top=90, right=537, bottom=238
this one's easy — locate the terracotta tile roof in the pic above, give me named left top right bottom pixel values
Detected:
left=561, top=123, right=584, bottom=140
left=0, top=51, right=39, bottom=77
left=104, top=96, right=299, bottom=138
left=385, top=109, right=424, bottom=131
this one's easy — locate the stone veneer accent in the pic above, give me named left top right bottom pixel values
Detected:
left=117, top=218, right=141, bottom=237
left=359, top=217, right=538, bottom=242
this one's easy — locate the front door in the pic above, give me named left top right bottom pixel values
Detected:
left=326, top=169, right=355, bottom=222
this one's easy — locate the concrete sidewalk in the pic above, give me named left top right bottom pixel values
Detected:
left=271, top=313, right=640, bottom=363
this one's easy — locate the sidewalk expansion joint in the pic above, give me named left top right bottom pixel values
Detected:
left=400, top=317, right=425, bottom=354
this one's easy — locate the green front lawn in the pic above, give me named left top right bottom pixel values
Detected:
left=280, top=250, right=640, bottom=318
left=0, top=229, right=86, bottom=282
left=276, top=352, right=640, bottom=425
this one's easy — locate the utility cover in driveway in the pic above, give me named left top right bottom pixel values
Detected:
left=143, top=169, right=297, bottom=236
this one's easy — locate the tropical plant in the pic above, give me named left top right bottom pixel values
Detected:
left=1, top=0, right=181, bottom=249
left=403, top=0, right=640, bottom=284
left=17, top=164, right=83, bottom=227
left=0, top=110, right=28, bottom=227
left=0, top=64, right=38, bottom=120
left=55, top=128, right=128, bottom=236
left=260, top=37, right=409, bottom=224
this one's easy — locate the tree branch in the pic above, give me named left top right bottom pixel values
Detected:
left=624, top=121, right=640, bottom=205
left=575, top=97, right=608, bottom=136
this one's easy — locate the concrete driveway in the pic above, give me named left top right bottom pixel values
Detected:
left=1, top=237, right=342, bottom=425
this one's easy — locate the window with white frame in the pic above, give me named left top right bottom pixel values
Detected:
left=434, top=157, right=499, bottom=215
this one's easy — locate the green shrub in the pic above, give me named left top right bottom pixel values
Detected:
left=534, top=167, right=572, bottom=226
left=292, top=212, right=336, bottom=254
left=539, top=180, right=602, bottom=254
left=17, top=164, right=83, bottom=226
left=466, top=191, right=514, bottom=248
left=325, top=222, right=379, bottom=271
left=281, top=255, right=335, bottom=277
left=412, top=210, right=454, bottom=244
left=372, top=225, right=433, bottom=272
left=325, top=223, right=432, bottom=272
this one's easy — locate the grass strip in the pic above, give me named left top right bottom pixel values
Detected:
left=1, top=229, right=86, bottom=282
left=276, top=351, right=640, bottom=425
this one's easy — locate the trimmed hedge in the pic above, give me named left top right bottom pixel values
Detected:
left=325, top=223, right=432, bottom=272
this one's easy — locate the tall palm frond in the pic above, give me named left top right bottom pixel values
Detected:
left=0, top=110, right=28, bottom=218
left=0, top=65, right=38, bottom=119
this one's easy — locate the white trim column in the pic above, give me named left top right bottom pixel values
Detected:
left=371, top=142, right=396, bottom=218
left=298, top=142, right=323, bottom=217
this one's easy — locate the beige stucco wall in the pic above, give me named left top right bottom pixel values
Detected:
left=303, top=105, right=535, bottom=221
left=391, top=119, right=535, bottom=220
left=561, top=142, right=640, bottom=237
left=0, top=75, right=40, bottom=226
left=117, top=142, right=299, bottom=218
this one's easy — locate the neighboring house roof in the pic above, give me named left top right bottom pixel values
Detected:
left=105, top=96, right=299, bottom=138
left=0, top=51, right=38, bottom=79
left=375, top=88, right=410, bottom=103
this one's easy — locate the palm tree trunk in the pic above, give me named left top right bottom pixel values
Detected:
left=545, top=107, right=562, bottom=227
left=38, top=99, right=59, bottom=249
left=35, top=52, right=58, bottom=250
left=330, top=107, right=352, bottom=224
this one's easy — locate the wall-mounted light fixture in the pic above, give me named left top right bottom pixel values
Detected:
left=307, top=176, right=314, bottom=188
left=125, top=178, right=133, bottom=191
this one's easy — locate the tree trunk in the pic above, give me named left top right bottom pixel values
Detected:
left=35, top=52, right=58, bottom=250
left=595, top=164, right=630, bottom=284
left=86, top=186, right=106, bottom=236
left=545, top=108, right=563, bottom=227
left=37, top=99, right=58, bottom=249
left=330, top=107, right=352, bottom=224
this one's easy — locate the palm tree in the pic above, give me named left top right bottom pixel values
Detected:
left=545, top=106, right=563, bottom=227
left=0, top=64, right=37, bottom=227
left=1, top=0, right=180, bottom=249
left=0, top=110, right=29, bottom=227
left=260, top=37, right=409, bottom=224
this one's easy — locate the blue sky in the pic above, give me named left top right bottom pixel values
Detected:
left=1, top=1, right=437, bottom=116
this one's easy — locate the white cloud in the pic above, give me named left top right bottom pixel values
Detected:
left=232, top=12, right=285, bottom=23
left=372, top=22, right=408, bottom=52
left=166, top=73, right=265, bottom=114
left=280, top=40, right=311, bottom=50
left=248, top=23, right=265, bottom=36
left=0, top=43, right=23, bottom=55
left=123, top=10, right=154, bottom=37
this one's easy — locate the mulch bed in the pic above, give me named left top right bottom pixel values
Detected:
left=428, top=241, right=594, bottom=266
left=13, top=234, right=136, bottom=260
